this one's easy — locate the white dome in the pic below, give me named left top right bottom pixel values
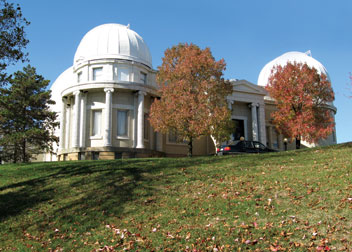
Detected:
left=258, top=51, right=330, bottom=86
left=74, top=23, right=152, bottom=68
left=50, top=66, right=74, bottom=111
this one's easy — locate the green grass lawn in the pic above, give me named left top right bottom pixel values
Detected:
left=0, top=144, right=352, bottom=251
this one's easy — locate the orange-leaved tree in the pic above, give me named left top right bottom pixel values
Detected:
left=266, top=61, right=335, bottom=149
left=149, top=43, right=233, bottom=156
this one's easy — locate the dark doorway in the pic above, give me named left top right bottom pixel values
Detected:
left=232, top=119, right=245, bottom=141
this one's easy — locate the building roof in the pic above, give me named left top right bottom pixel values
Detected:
left=73, top=23, right=152, bottom=68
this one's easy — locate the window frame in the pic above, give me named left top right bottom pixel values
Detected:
left=116, top=109, right=130, bottom=140
left=117, top=67, right=130, bottom=82
left=140, top=72, right=147, bottom=84
left=77, top=71, right=82, bottom=83
left=92, top=67, right=103, bottom=81
left=90, top=109, right=102, bottom=139
left=166, top=129, right=188, bottom=145
left=144, top=113, right=149, bottom=141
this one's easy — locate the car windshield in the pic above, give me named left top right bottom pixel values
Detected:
left=235, top=141, right=254, bottom=148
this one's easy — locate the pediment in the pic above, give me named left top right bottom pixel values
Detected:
left=231, top=79, right=267, bottom=96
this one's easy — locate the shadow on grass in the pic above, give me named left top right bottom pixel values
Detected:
left=0, top=157, right=224, bottom=230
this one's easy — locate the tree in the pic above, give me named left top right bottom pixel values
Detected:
left=0, top=65, right=58, bottom=163
left=0, top=0, right=29, bottom=84
left=266, top=61, right=335, bottom=149
left=149, top=43, right=233, bottom=156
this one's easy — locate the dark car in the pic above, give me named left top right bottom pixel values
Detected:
left=217, top=140, right=277, bottom=155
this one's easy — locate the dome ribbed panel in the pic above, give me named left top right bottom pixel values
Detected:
left=73, top=23, right=152, bottom=68
left=97, top=25, right=109, bottom=56
left=118, top=26, right=130, bottom=57
left=106, top=24, right=119, bottom=56
left=127, top=29, right=138, bottom=60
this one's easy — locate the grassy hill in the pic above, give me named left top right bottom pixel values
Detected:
left=0, top=144, right=352, bottom=251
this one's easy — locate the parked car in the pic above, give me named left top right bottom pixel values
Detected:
left=217, top=140, right=277, bottom=155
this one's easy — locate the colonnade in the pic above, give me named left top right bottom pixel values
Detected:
left=58, top=89, right=147, bottom=152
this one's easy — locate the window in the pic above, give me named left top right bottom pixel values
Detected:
left=117, top=110, right=128, bottom=137
left=92, top=110, right=102, bottom=136
left=168, top=130, right=187, bottom=144
left=168, top=130, right=178, bottom=143
left=77, top=72, right=82, bottom=83
left=78, top=152, right=85, bottom=160
left=93, top=67, right=103, bottom=81
left=144, top=113, right=149, bottom=140
left=118, top=68, right=129, bottom=81
left=92, top=152, right=99, bottom=160
left=140, top=72, right=147, bottom=84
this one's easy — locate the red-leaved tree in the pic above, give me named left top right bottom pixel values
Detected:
left=266, top=62, right=335, bottom=149
left=149, top=43, right=233, bottom=156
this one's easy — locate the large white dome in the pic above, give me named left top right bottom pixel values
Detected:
left=257, top=51, right=330, bottom=86
left=74, top=23, right=152, bottom=68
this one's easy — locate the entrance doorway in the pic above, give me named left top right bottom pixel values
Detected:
left=232, top=119, right=245, bottom=141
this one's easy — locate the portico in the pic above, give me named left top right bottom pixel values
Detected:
left=226, top=80, right=267, bottom=145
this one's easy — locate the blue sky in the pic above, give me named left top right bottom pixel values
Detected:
left=8, top=0, right=352, bottom=143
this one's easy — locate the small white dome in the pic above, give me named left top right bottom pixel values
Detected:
left=74, top=23, right=152, bottom=68
left=50, top=67, right=74, bottom=111
left=258, top=51, right=330, bottom=86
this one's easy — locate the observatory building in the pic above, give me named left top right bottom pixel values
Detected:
left=43, top=24, right=336, bottom=161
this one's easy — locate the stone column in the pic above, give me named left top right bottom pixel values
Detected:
left=79, top=92, right=87, bottom=148
left=251, top=103, right=258, bottom=141
left=72, top=91, right=81, bottom=148
left=268, top=126, right=273, bottom=148
left=65, top=98, right=71, bottom=149
left=258, top=104, right=266, bottom=144
left=59, top=97, right=67, bottom=151
left=133, top=93, right=138, bottom=148
left=103, top=88, right=114, bottom=147
left=136, top=91, right=146, bottom=149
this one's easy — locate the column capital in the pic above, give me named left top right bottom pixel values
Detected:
left=104, top=88, right=114, bottom=93
left=227, top=99, right=234, bottom=110
left=138, top=90, right=147, bottom=96
left=81, top=91, right=87, bottom=98
left=73, top=90, right=81, bottom=96
left=250, top=102, right=259, bottom=108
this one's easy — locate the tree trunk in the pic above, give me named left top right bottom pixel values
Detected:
left=188, top=137, right=193, bottom=157
left=295, top=137, right=301, bottom=149
left=210, top=135, right=218, bottom=154
left=22, top=139, right=26, bottom=163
